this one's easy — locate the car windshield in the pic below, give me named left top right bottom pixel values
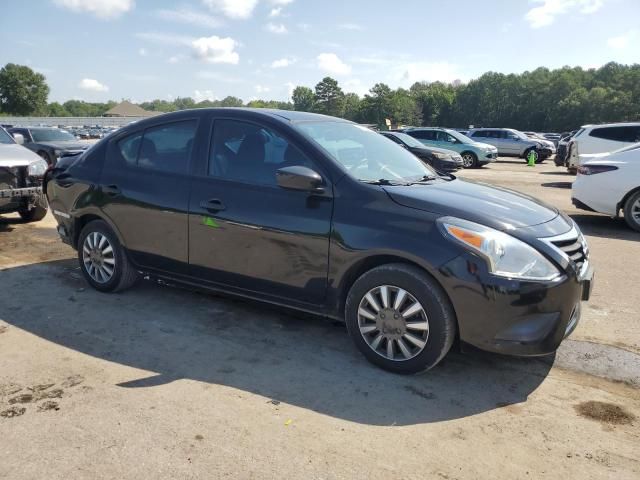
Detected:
left=296, top=121, right=436, bottom=182
left=390, top=132, right=424, bottom=148
left=0, top=128, right=15, bottom=144
left=444, top=129, right=474, bottom=143
left=31, top=129, right=76, bottom=142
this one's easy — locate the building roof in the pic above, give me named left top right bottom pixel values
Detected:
left=104, top=101, right=159, bottom=117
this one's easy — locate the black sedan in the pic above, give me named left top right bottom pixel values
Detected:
left=380, top=131, right=462, bottom=173
left=46, top=108, right=593, bottom=374
left=9, top=127, right=90, bottom=165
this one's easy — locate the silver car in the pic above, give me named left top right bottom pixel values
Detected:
left=467, top=128, right=552, bottom=163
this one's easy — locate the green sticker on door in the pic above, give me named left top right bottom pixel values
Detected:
left=202, top=216, right=220, bottom=228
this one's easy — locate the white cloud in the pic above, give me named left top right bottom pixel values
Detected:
left=607, top=29, right=637, bottom=49
left=265, top=22, right=287, bottom=34
left=525, top=0, right=605, bottom=28
left=343, top=78, right=368, bottom=96
left=317, top=53, right=351, bottom=75
left=255, top=85, right=270, bottom=93
left=201, top=0, right=258, bottom=19
left=78, top=78, right=109, bottom=92
left=338, top=23, right=363, bottom=31
left=53, top=0, right=133, bottom=19
left=194, top=89, right=218, bottom=102
left=270, top=0, right=294, bottom=4
left=284, top=81, right=295, bottom=98
left=269, top=7, right=282, bottom=17
left=138, top=48, right=147, bottom=56
left=271, top=57, right=295, bottom=68
left=191, top=35, right=239, bottom=64
left=156, top=7, right=222, bottom=28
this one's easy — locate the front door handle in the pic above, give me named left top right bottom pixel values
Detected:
left=200, top=198, right=226, bottom=212
left=103, top=184, right=121, bottom=196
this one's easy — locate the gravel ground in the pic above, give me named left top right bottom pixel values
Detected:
left=0, top=158, right=638, bottom=480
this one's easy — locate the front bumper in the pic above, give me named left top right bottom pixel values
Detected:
left=440, top=252, right=593, bottom=356
left=0, top=186, right=43, bottom=199
left=483, top=151, right=498, bottom=162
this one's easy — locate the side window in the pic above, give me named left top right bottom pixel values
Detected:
left=471, top=131, right=485, bottom=138
left=505, top=131, right=518, bottom=140
left=588, top=126, right=640, bottom=143
left=117, top=132, right=142, bottom=167
left=139, top=120, right=197, bottom=174
left=209, top=119, right=313, bottom=186
left=407, top=130, right=425, bottom=140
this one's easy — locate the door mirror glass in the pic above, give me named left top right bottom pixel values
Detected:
left=12, top=133, right=24, bottom=145
left=276, top=166, right=324, bottom=193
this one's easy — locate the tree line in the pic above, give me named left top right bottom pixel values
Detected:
left=1, top=62, right=639, bottom=132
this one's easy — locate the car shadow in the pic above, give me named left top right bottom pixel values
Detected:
left=570, top=213, right=639, bottom=241
left=0, top=259, right=554, bottom=426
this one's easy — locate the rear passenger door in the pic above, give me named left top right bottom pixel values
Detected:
left=100, top=118, right=200, bottom=272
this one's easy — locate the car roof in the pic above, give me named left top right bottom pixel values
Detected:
left=580, top=122, right=640, bottom=129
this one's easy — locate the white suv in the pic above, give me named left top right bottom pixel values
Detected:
left=567, top=123, right=640, bottom=172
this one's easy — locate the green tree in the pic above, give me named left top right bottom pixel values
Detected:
left=219, top=96, right=244, bottom=107
left=47, top=102, right=70, bottom=116
left=0, top=63, right=49, bottom=115
left=314, top=77, right=345, bottom=117
left=342, top=93, right=361, bottom=121
left=292, top=86, right=315, bottom=112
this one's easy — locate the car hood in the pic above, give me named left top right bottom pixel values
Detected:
left=411, top=145, right=459, bottom=156
left=383, top=178, right=558, bottom=231
left=0, top=143, right=43, bottom=167
left=35, top=141, right=89, bottom=150
left=469, top=141, right=496, bottom=151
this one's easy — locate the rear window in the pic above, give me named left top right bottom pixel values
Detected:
left=589, top=126, right=640, bottom=143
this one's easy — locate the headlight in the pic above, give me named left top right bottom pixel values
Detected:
left=433, top=153, right=449, bottom=159
left=28, top=158, right=48, bottom=177
left=438, top=217, right=561, bottom=281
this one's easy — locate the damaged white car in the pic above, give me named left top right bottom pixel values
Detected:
left=0, top=127, right=49, bottom=222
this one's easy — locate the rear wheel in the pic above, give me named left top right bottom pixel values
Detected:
left=623, top=191, right=640, bottom=232
left=461, top=151, right=478, bottom=168
left=524, top=148, right=539, bottom=164
left=78, top=220, right=139, bottom=292
left=345, top=264, right=456, bottom=374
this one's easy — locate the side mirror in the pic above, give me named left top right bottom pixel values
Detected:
left=12, top=133, right=24, bottom=145
left=276, top=166, right=324, bottom=193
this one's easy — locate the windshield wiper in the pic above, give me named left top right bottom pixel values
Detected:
left=407, top=174, right=438, bottom=185
left=361, top=178, right=409, bottom=186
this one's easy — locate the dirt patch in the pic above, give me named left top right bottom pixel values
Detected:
left=38, top=401, right=60, bottom=412
left=8, top=393, right=34, bottom=405
left=0, top=383, right=22, bottom=397
left=61, top=375, right=84, bottom=388
left=8, top=389, right=63, bottom=405
left=1, top=406, right=26, bottom=418
left=403, top=385, right=436, bottom=400
left=0, top=325, right=7, bottom=334
left=28, top=383, right=55, bottom=392
left=575, top=401, right=636, bottom=425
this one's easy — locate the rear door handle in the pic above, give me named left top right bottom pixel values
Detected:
left=103, top=184, right=121, bottom=196
left=199, top=198, right=226, bottom=212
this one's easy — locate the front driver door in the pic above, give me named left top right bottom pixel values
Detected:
left=188, top=117, right=333, bottom=306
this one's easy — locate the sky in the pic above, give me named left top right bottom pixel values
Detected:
left=1, top=0, right=639, bottom=104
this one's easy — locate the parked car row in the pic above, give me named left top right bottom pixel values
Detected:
left=8, top=126, right=92, bottom=165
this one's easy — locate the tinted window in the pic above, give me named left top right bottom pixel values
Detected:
left=31, top=129, right=76, bottom=142
left=0, top=128, right=14, bottom=144
left=406, top=130, right=431, bottom=140
left=139, top=120, right=197, bottom=174
left=471, top=130, right=486, bottom=138
left=209, top=119, right=313, bottom=186
left=117, top=132, right=142, bottom=167
left=589, top=126, right=640, bottom=143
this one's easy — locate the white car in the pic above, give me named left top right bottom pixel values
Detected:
left=567, top=123, right=640, bottom=172
left=0, top=128, right=49, bottom=222
left=572, top=143, right=640, bottom=231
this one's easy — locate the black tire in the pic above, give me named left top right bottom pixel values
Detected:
left=623, top=190, right=640, bottom=232
left=461, top=151, right=478, bottom=168
left=18, top=194, right=48, bottom=222
left=344, top=263, right=456, bottom=374
left=77, top=220, right=139, bottom=293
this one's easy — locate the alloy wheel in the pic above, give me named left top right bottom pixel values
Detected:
left=357, top=285, right=429, bottom=361
left=462, top=154, right=474, bottom=168
left=82, top=232, right=115, bottom=284
left=632, top=198, right=640, bottom=225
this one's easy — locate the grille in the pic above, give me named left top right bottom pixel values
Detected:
left=550, top=232, right=588, bottom=273
left=0, top=166, right=26, bottom=190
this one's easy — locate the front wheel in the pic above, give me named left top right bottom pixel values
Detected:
left=461, top=152, right=478, bottom=168
left=523, top=148, right=539, bottom=164
left=623, top=191, right=640, bottom=232
left=345, top=264, right=456, bottom=374
left=78, top=220, right=139, bottom=292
